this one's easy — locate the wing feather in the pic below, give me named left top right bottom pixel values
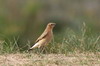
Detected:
left=35, top=31, right=48, bottom=43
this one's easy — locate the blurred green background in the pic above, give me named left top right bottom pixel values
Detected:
left=0, top=0, right=100, bottom=51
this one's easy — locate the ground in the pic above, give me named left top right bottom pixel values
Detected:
left=0, top=52, right=100, bottom=66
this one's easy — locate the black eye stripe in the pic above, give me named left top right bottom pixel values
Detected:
left=51, top=24, right=55, bottom=25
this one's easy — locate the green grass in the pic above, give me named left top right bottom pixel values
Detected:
left=0, top=23, right=100, bottom=54
left=0, top=23, right=100, bottom=66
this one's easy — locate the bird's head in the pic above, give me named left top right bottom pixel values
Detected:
left=48, top=23, right=56, bottom=29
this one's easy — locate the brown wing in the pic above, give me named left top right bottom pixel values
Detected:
left=35, top=31, right=48, bottom=43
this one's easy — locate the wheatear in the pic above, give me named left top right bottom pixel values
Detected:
left=28, top=23, right=56, bottom=51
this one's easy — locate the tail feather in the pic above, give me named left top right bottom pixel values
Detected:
left=27, top=48, right=32, bottom=51
left=30, top=43, right=39, bottom=49
left=28, top=43, right=39, bottom=51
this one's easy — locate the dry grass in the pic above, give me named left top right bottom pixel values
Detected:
left=0, top=23, right=100, bottom=66
left=0, top=52, right=100, bottom=66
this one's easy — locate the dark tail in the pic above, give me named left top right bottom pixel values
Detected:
left=27, top=48, right=33, bottom=52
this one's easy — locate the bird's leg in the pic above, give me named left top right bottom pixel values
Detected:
left=37, top=46, right=44, bottom=54
left=41, top=46, right=49, bottom=54
left=41, top=46, right=46, bottom=53
left=37, top=48, right=41, bottom=54
left=37, top=45, right=42, bottom=54
left=44, top=46, right=48, bottom=54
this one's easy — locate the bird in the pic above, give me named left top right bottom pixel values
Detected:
left=28, top=23, right=56, bottom=51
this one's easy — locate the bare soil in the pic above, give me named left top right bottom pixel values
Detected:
left=0, top=52, right=100, bottom=66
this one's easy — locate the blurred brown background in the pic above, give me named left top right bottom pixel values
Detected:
left=0, top=0, right=100, bottom=49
